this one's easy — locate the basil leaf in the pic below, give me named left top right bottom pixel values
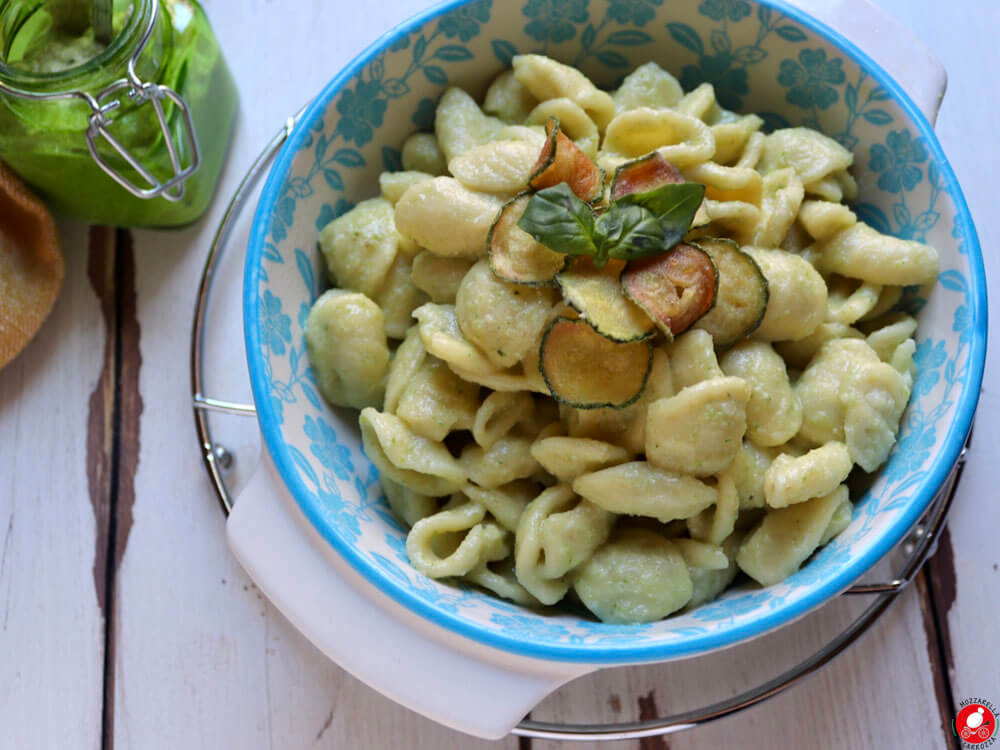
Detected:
left=616, top=181, right=706, bottom=249
left=517, top=183, right=599, bottom=259
left=596, top=203, right=666, bottom=264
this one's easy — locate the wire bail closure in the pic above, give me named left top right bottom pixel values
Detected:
left=84, top=68, right=201, bottom=201
left=0, top=0, right=201, bottom=201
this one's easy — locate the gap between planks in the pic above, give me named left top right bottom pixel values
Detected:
left=86, top=227, right=143, bottom=750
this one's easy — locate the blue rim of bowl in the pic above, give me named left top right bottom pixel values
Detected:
left=245, top=0, right=987, bottom=663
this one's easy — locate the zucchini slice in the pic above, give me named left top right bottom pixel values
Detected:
left=692, top=238, right=769, bottom=348
left=488, top=193, right=568, bottom=285
left=529, top=117, right=604, bottom=202
left=556, top=257, right=655, bottom=342
left=610, top=152, right=685, bottom=201
left=539, top=317, right=652, bottom=409
left=622, top=244, right=718, bottom=338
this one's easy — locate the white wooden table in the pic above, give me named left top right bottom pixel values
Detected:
left=1, top=1, right=996, bottom=747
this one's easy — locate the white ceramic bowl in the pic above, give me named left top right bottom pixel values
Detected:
left=238, top=0, right=986, bottom=737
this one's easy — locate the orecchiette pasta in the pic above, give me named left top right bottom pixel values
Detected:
left=711, top=114, right=764, bottom=166
left=464, top=558, right=540, bottom=607
left=797, top=199, right=856, bottom=241
left=455, top=260, right=556, bottom=368
left=512, top=54, right=616, bottom=130
left=619, top=348, right=675, bottom=454
left=764, top=442, right=853, bottom=509
left=472, top=390, right=535, bottom=449
left=824, top=275, right=882, bottom=325
left=319, top=197, right=405, bottom=298
left=395, top=357, right=479, bottom=442
left=407, top=501, right=509, bottom=578
left=434, top=87, right=505, bottom=162
left=675, top=82, right=724, bottom=122
left=758, top=127, right=853, bottom=185
left=675, top=538, right=730, bottom=570
left=537, top=499, right=615, bottom=579
left=816, top=222, right=940, bottom=285
left=602, top=107, right=715, bottom=169
left=684, top=162, right=762, bottom=206
left=573, top=528, right=693, bottom=624
left=820, top=495, right=854, bottom=546
left=720, top=341, right=801, bottom=447
left=383, top=326, right=425, bottom=414
left=731, top=440, right=779, bottom=510
left=409, top=252, right=474, bottom=304
left=413, top=302, right=498, bottom=376
left=665, top=329, right=723, bottom=390
left=304, top=55, right=938, bottom=624
left=530, top=436, right=630, bottom=483
left=514, top=484, right=578, bottom=604
left=394, top=177, right=502, bottom=258
left=374, top=252, right=428, bottom=340
left=526, top=98, right=600, bottom=158
left=379, top=170, right=433, bottom=205
left=612, top=61, right=683, bottom=112
left=645, top=376, right=751, bottom=476
left=745, top=246, right=828, bottom=341
left=483, top=69, right=538, bottom=124
left=687, top=468, right=739, bottom=545
left=860, top=285, right=904, bottom=322
left=794, top=337, right=912, bottom=464
left=573, top=461, right=718, bottom=522
left=865, top=314, right=919, bottom=363
left=842, top=361, right=911, bottom=471
left=737, top=486, right=846, bottom=586
left=401, top=133, right=447, bottom=175
left=305, top=290, right=389, bottom=409
left=463, top=481, right=538, bottom=533
left=448, top=139, right=541, bottom=195
left=460, top=435, right=541, bottom=489
left=735, top=130, right=766, bottom=170
left=381, top=476, right=437, bottom=528
left=359, top=408, right=467, bottom=496
left=694, top=198, right=761, bottom=243
left=753, top=167, right=804, bottom=247
left=686, top=531, right=743, bottom=610
left=773, top=321, right=863, bottom=370
left=562, top=403, right=634, bottom=447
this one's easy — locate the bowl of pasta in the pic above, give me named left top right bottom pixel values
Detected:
left=237, top=0, right=986, bottom=738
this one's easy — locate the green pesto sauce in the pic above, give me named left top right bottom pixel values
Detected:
left=22, top=31, right=106, bottom=73
left=0, top=0, right=237, bottom=227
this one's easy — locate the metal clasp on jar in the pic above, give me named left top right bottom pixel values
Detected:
left=84, top=68, right=201, bottom=202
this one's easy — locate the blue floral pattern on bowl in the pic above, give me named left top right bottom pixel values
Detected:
left=244, top=0, right=987, bottom=663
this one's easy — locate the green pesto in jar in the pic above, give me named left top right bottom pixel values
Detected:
left=0, top=0, right=238, bottom=227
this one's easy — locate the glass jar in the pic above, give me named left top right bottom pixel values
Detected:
left=0, top=0, right=238, bottom=227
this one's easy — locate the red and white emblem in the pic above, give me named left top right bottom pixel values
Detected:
left=956, top=703, right=997, bottom=745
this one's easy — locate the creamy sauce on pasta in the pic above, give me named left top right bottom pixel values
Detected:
left=305, top=54, right=939, bottom=624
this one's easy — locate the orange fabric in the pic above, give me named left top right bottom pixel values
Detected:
left=0, top=162, right=64, bottom=370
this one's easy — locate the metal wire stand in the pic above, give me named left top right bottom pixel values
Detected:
left=190, top=118, right=969, bottom=742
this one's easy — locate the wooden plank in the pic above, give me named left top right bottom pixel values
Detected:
left=872, top=0, right=1000, bottom=712
left=111, top=0, right=515, bottom=746
left=0, top=220, right=107, bottom=749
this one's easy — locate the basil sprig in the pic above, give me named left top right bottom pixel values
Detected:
left=517, top=181, right=706, bottom=269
